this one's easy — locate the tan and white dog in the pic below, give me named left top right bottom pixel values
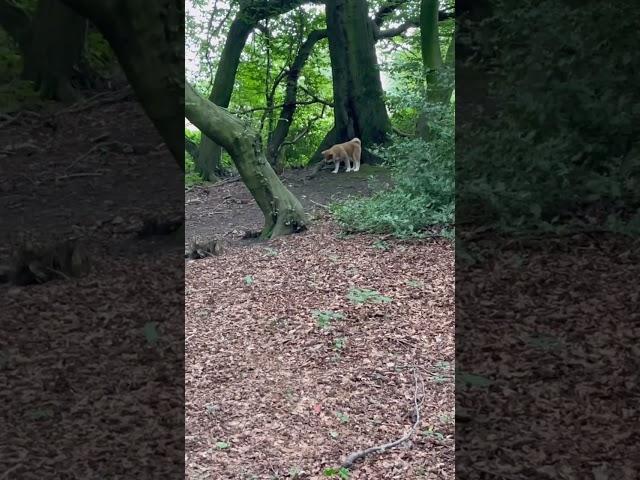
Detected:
left=321, top=137, right=361, bottom=173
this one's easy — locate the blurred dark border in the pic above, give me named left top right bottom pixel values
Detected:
left=456, top=0, right=640, bottom=478
left=0, top=2, right=184, bottom=477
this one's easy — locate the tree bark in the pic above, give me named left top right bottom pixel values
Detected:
left=22, top=0, right=87, bottom=102
left=60, top=0, right=185, bottom=168
left=185, top=83, right=307, bottom=239
left=417, top=0, right=453, bottom=139
left=311, top=0, right=391, bottom=163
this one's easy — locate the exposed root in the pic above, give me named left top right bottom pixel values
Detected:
left=4, top=238, right=91, bottom=286
left=186, top=238, right=224, bottom=259
left=341, top=369, right=425, bottom=469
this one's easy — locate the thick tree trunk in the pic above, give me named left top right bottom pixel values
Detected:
left=311, top=0, right=391, bottom=163
left=267, top=29, right=327, bottom=165
left=22, top=0, right=87, bottom=102
left=185, top=83, right=307, bottom=239
left=60, top=0, right=185, bottom=168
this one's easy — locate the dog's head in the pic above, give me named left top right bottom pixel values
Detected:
left=321, top=150, right=334, bottom=163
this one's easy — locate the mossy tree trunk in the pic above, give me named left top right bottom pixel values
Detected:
left=60, top=0, right=184, bottom=169
left=417, top=0, right=454, bottom=139
left=22, top=0, right=87, bottom=102
left=311, top=0, right=391, bottom=163
left=185, top=83, right=307, bottom=239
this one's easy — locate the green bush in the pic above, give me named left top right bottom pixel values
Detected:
left=331, top=120, right=454, bottom=238
left=458, top=0, right=640, bottom=236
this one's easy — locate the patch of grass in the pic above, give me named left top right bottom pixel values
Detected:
left=421, top=426, right=445, bottom=442
left=333, top=337, right=346, bottom=351
left=335, top=411, right=349, bottom=423
left=143, top=322, right=159, bottom=346
left=312, top=310, right=344, bottom=329
left=243, top=275, right=254, bottom=286
left=288, top=466, right=303, bottom=478
left=373, top=239, right=390, bottom=250
left=347, top=288, right=392, bottom=304
left=323, top=467, right=350, bottom=479
left=263, top=247, right=278, bottom=257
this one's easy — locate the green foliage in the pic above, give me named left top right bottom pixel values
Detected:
left=346, top=288, right=392, bottom=305
left=333, top=337, right=346, bottom=350
left=312, top=309, right=344, bottom=329
left=332, top=132, right=454, bottom=238
left=458, top=1, right=640, bottom=236
left=86, top=30, right=117, bottom=76
left=333, top=27, right=454, bottom=238
left=243, top=275, right=254, bottom=286
left=335, top=411, right=349, bottom=423
left=323, top=467, right=350, bottom=479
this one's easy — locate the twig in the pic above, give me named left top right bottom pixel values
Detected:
left=55, top=173, right=103, bottom=181
left=310, top=199, right=329, bottom=210
left=0, top=112, right=21, bottom=128
left=341, top=369, right=425, bottom=469
left=55, top=87, right=133, bottom=116
left=211, top=176, right=241, bottom=187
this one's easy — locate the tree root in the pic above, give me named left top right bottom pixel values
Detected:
left=341, top=369, right=425, bottom=469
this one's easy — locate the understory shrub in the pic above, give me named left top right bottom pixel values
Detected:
left=331, top=122, right=454, bottom=238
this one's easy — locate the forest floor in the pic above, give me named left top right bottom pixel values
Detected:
left=1, top=91, right=185, bottom=476
left=185, top=170, right=455, bottom=478
left=185, top=163, right=392, bottom=246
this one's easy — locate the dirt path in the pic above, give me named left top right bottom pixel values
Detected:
left=185, top=221, right=454, bottom=479
left=185, top=164, right=392, bottom=245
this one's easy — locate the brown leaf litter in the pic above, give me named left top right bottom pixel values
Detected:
left=186, top=221, right=454, bottom=479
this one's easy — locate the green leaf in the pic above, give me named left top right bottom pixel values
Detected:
left=215, top=441, right=230, bottom=450
left=143, top=322, right=159, bottom=345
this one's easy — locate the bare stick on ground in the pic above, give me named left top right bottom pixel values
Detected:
left=341, top=369, right=425, bottom=469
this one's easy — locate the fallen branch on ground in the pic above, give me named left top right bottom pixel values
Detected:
left=310, top=199, right=329, bottom=210
left=55, top=173, right=103, bottom=181
left=212, top=176, right=241, bottom=187
left=55, top=87, right=133, bottom=116
left=341, top=369, right=425, bottom=469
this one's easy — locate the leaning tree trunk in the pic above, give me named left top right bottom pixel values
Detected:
left=185, top=83, right=307, bottom=239
left=312, top=0, right=391, bottom=163
left=59, top=0, right=184, bottom=169
left=22, top=0, right=87, bottom=102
